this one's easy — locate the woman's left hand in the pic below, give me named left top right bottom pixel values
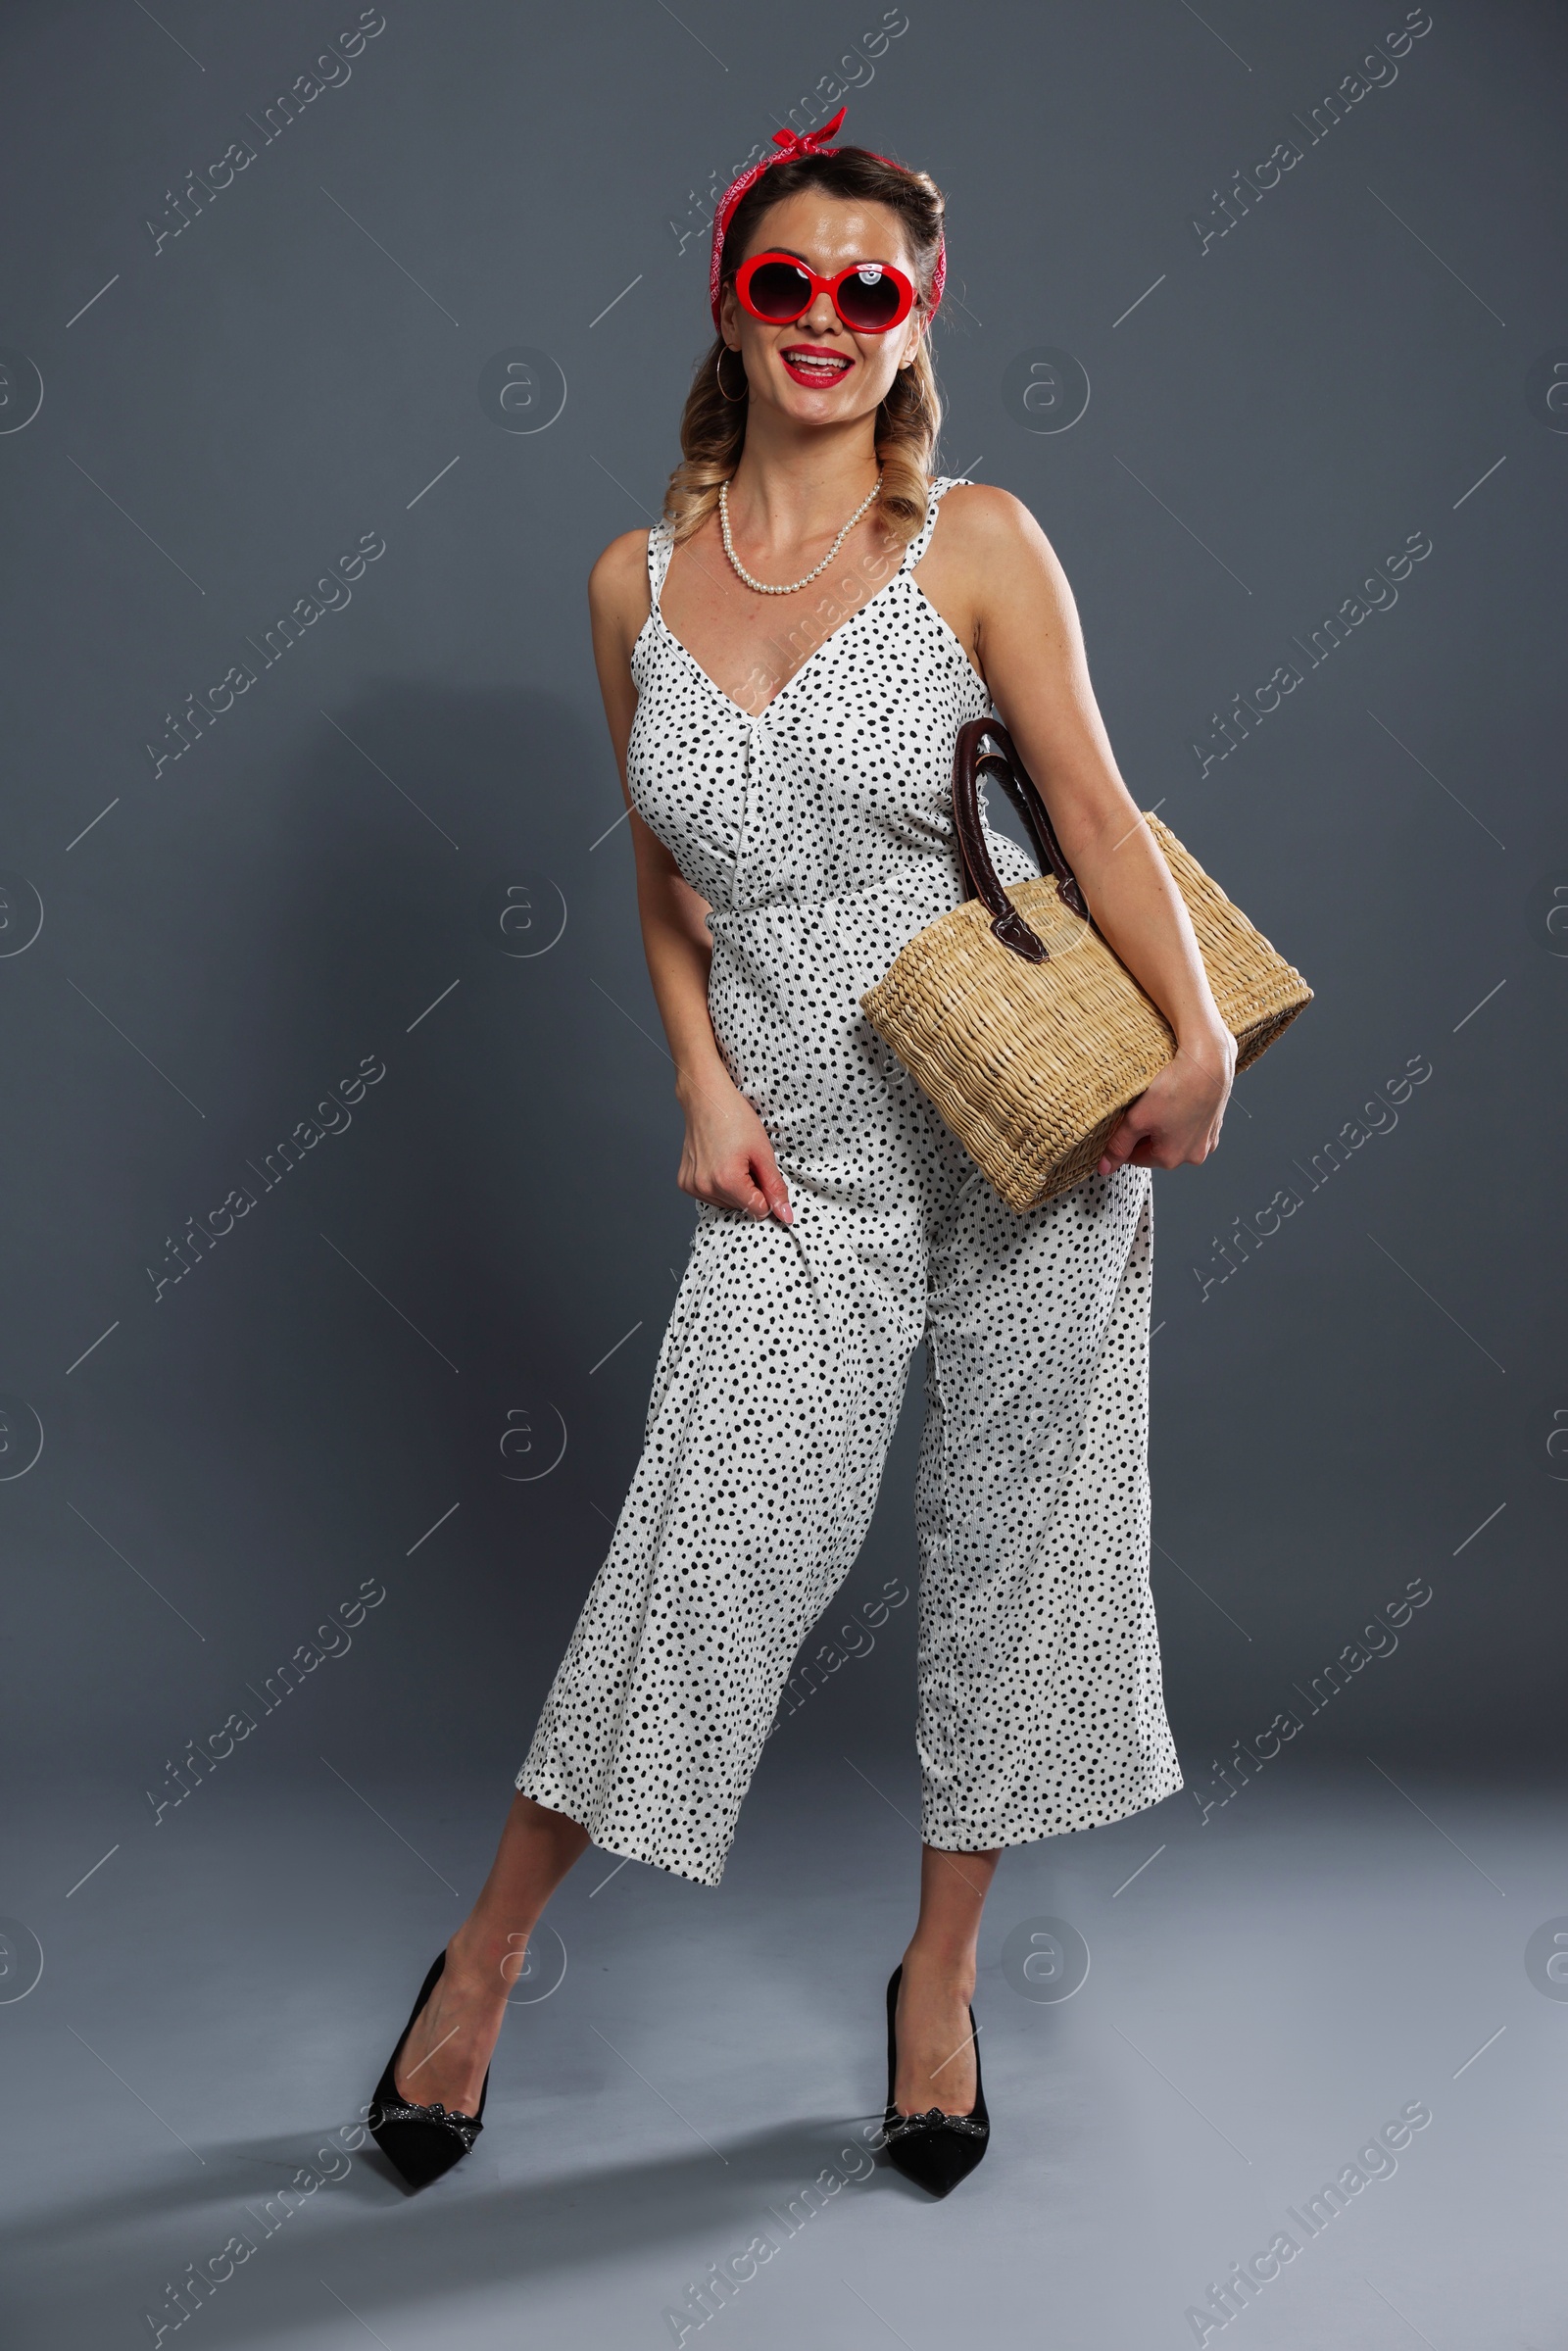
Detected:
left=1097, top=1023, right=1237, bottom=1175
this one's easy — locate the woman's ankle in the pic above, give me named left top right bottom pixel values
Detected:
left=446, top=1922, right=530, bottom=1998
left=441, top=1918, right=514, bottom=1993
left=900, top=1939, right=978, bottom=2001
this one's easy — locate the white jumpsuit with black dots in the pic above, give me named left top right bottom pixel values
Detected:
left=517, top=476, right=1183, bottom=1886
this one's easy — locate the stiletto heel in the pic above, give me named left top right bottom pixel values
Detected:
left=368, top=1950, right=489, bottom=2189
left=881, top=1963, right=989, bottom=2196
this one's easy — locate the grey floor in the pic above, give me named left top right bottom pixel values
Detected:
left=3, top=1756, right=1562, bottom=2348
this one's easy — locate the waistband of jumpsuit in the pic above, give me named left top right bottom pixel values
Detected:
left=706, top=861, right=966, bottom=926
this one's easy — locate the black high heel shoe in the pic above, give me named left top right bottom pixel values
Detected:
left=368, top=1950, right=489, bottom=2189
left=881, top=1963, right=990, bottom=2197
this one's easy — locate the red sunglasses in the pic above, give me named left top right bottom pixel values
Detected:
left=733, top=250, right=917, bottom=335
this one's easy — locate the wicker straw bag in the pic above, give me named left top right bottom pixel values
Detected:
left=859, top=719, right=1313, bottom=1212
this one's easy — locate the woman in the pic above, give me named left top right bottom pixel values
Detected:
left=368, top=109, right=1234, bottom=2200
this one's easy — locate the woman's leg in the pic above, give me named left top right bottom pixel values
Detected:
left=390, top=1793, right=590, bottom=2114
left=916, top=1169, right=1178, bottom=1857
left=517, top=1193, right=926, bottom=1887
left=894, top=1841, right=1001, bottom=2115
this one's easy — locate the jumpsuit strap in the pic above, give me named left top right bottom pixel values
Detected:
left=646, top=517, right=676, bottom=612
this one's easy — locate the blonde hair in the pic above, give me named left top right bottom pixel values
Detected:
left=663, top=145, right=946, bottom=549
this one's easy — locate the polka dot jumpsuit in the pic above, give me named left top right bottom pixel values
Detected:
left=518, top=477, right=1183, bottom=1886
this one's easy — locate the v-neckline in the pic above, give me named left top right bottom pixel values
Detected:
left=639, top=567, right=988, bottom=723
left=641, top=558, right=912, bottom=724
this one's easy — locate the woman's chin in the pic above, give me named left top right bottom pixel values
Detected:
left=763, top=373, right=882, bottom=424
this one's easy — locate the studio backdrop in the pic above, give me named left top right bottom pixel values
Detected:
left=2, top=0, right=1563, bottom=1848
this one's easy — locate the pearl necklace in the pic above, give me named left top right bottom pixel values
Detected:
left=718, top=471, right=881, bottom=595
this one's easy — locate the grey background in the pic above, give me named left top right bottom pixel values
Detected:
left=3, top=0, right=1560, bottom=1809
left=4, top=7, right=1566, bottom=2347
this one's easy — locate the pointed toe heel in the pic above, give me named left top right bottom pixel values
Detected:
left=881, top=1963, right=990, bottom=2198
left=368, top=1950, right=489, bottom=2191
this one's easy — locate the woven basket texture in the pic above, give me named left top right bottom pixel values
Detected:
left=859, top=812, right=1312, bottom=1212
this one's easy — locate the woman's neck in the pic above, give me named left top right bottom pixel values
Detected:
left=722, top=408, right=883, bottom=547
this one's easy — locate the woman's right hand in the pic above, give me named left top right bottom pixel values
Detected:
left=676, top=1069, right=793, bottom=1223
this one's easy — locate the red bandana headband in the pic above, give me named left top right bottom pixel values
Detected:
left=708, top=103, right=946, bottom=329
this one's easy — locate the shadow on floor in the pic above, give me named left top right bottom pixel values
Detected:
left=10, top=2106, right=939, bottom=2345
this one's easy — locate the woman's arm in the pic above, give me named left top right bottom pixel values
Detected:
left=937, top=486, right=1236, bottom=1174
left=587, top=535, right=792, bottom=1222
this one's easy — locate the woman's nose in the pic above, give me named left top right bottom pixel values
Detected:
left=803, top=288, right=840, bottom=331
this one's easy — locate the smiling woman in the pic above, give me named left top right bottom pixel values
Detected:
left=665, top=121, right=947, bottom=577
left=368, top=101, right=1240, bottom=2210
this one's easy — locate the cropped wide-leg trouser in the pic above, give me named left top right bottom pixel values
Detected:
left=517, top=1063, right=1182, bottom=1889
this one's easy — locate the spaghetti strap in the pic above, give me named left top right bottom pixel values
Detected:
left=900, top=474, right=970, bottom=573
left=646, top=518, right=676, bottom=612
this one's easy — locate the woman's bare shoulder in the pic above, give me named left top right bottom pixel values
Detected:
left=588, top=525, right=652, bottom=617
left=587, top=527, right=654, bottom=673
left=937, top=479, right=1056, bottom=563
left=929, top=480, right=1074, bottom=629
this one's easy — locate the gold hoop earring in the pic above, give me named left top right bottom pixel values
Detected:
left=715, top=346, right=748, bottom=403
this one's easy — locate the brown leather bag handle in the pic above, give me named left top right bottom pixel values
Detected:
left=951, top=717, right=1089, bottom=963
